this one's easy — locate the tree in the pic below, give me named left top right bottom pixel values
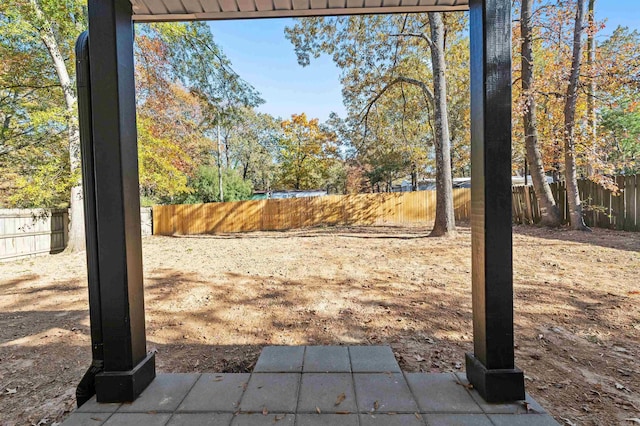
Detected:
left=150, top=22, right=263, bottom=202
left=518, top=0, right=562, bottom=226
left=286, top=13, right=467, bottom=236
left=564, top=0, right=590, bottom=230
left=426, top=13, right=455, bottom=237
left=585, top=0, right=597, bottom=177
left=226, top=108, right=280, bottom=190
left=182, top=166, right=252, bottom=204
left=277, top=113, right=339, bottom=190
left=1, top=0, right=86, bottom=250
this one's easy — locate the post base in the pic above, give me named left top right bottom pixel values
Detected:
left=465, top=353, right=525, bottom=403
left=95, top=352, right=156, bottom=403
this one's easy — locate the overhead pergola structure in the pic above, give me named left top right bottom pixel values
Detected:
left=77, top=0, right=524, bottom=406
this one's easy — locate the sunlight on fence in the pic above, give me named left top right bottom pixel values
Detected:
left=153, top=189, right=472, bottom=235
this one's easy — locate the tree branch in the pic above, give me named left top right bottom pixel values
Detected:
left=389, top=32, right=434, bottom=47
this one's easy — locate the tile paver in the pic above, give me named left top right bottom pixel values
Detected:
left=166, top=413, right=233, bottom=426
left=353, top=373, right=419, bottom=413
left=296, top=414, right=359, bottom=426
left=453, top=373, right=546, bottom=415
left=76, top=396, right=122, bottom=413
left=424, top=413, right=494, bottom=426
left=238, top=373, right=300, bottom=412
left=230, top=414, right=295, bottom=425
left=178, top=373, right=249, bottom=412
left=117, top=374, right=199, bottom=413
left=489, top=414, right=561, bottom=426
left=349, top=346, right=401, bottom=373
left=102, top=413, right=172, bottom=426
left=297, top=373, right=357, bottom=413
left=253, top=346, right=304, bottom=373
left=303, top=346, right=350, bottom=373
left=60, top=413, right=111, bottom=426
left=359, top=413, right=425, bottom=426
left=405, top=373, right=482, bottom=413
left=63, top=346, right=558, bottom=426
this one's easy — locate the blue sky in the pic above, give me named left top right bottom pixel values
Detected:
left=209, top=2, right=639, bottom=122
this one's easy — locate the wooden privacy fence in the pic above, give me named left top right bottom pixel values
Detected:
left=0, top=209, right=68, bottom=262
left=153, top=189, right=472, bottom=235
left=512, top=175, right=639, bottom=231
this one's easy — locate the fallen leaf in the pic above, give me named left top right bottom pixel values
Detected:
left=262, top=407, right=269, bottom=415
left=373, top=400, right=379, bottom=411
left=624, top=419, right=640, bottom=424
left=5, top=388, right=17, bottom=395
left=560, top=417, right=577, bottom=426
left=414, top=413, right=422, bottom=420
left=335, top=411, right=351, bottom=414
left=335, top=392, right=346, bottom=406
left=414, top=354, right=425, bottom=362
left=616, top=383, right=627, bottom=391
left=315, top=406, right=321, bottom=414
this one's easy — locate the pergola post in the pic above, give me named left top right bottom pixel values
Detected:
left=466, top=0, right=526, bottom=402
left=84, top=0, right=155, bottom=402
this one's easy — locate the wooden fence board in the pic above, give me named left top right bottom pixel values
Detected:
left=153, top=176, right=639, bottom=236
left=153, top=189, right=472, bottom=236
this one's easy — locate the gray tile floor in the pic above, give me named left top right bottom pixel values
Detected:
left=62, top=346, right=559, bottom=426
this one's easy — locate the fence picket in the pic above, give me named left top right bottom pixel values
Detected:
left=152, top=175, right=639, bottom=236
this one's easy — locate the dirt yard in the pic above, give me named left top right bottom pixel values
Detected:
left=0, top=224, right=638, bottom=425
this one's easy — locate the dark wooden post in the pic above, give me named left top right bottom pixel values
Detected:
left=466, top=0, right=526, bottom=402
left=87, top=0, right=155, bottom=402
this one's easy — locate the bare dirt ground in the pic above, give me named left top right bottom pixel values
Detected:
left=0, top=224, right=638, bottom=426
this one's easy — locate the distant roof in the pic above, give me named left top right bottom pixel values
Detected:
left=130, top=0, right=469, bottom=22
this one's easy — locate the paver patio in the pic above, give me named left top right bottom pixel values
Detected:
left=62, top=346, right=559, bottom=425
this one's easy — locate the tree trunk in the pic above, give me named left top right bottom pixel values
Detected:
left=564, top=0, right=590, bottom=231
left=428, top=13, right=456, bottom=237
left=521, top=0, right=562, bottom=227
left=29, top=0, right=85, bottom=251
left=586, top=0, right=597, bottom=177
left=217, top=120, right=224, bottom=202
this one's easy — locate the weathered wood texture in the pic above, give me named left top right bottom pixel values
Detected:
left=0, top=209, right=69, bottom=261
left=153, top=189, right=472, bottom=235
left=513, top=175, right=639, bottom=231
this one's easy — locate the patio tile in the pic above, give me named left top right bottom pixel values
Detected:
left=353, top=373, right=418, bottom=413
left=253, top=346, right=304, bottom=373
left=454, top=373, right=546, bottom=414
left=423, top=413, right=493, bottom=426
left=303, top=346, right=350, bottom=373
left=60, top=413, right=111, bottom=426
left=230, top=413, right=295, bottom=425
left=405, top=373, right=482, bottom=413
left=489, top=414, right=561, bottom=425
left=76, top=396, right=122, bottom=413
left=359, top=413, right=425, bottom=425
left=349, top=346, right=401, bottom=373
left=238, top=373, right=300, bottom=413
left=296, top=414, right=359, bottom=426
left=166, top=413, right=234, bottom=426
left=297, top=373, right=357, bottom=413
left=177, top=373, right=249, bottom=412
left=117, top=374, right=199, bottom=413
left=102, top=413, right=172, bottom=426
